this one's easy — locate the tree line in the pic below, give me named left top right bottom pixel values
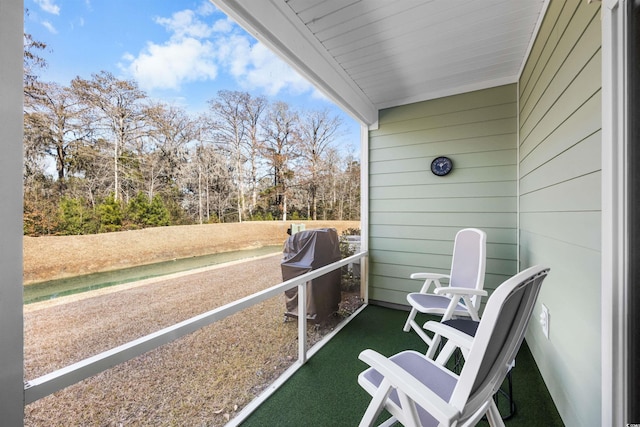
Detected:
left=23, top=34, right=360, bottom=236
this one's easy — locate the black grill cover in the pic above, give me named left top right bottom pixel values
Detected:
left=281, top=228, right=342, bottom=322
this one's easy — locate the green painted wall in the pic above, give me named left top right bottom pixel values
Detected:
left=368, top=85, right=518, bottom=306
left=518, top=1, right=602, bottom=426
left=367, top=4, right=602, bottom=423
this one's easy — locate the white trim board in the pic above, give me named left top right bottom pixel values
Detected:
left=601, top=1, right=628, bottom=425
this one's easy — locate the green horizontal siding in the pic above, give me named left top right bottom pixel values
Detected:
left=370, top=212, right=517, bottom=228
left=370, top=149, right=516, bottom=175
left=370, top=119, right=516, bottom=151
left=370, top=134, right=514, bottom=162
left=370, top=197, right=515, bottom=213
left=368, top=85, right=518, bottom=307
left=518, top=1, right=602, bottom=426
left=370, top=181, right=517, bottom=200
left=379, top=84, right=517, bottom=123
left=372, top=103, right=517, bottom=138
left=370, top=224, right=516, bottom=243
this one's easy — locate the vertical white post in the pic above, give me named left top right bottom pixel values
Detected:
left=0, top=0, right=26, bottom=423
left=297, top=283, right=307, bottom=363
left=601, top=0, right=627, bottom=425
left=360, top=122, right=370, bottom=303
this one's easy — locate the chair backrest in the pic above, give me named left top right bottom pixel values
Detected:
left=449, top=228, right=487, bottom=303
left=449, top=265, right=549, bottom=421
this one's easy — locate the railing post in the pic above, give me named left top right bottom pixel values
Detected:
left=297, top=282, right=307, bottom=364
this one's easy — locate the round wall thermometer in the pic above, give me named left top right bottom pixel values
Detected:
left=431, top=156, right=453, bottom=176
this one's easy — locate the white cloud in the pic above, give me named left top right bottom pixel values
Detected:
left=212, top=17, right=234, bottom=34
left=34, top=0, right=60, bottom=15
left=123, top=2, right=314, bottom=98
left=197, top=1, right=216, bottom=17
left=122, top=38, right=218, bottom=91
left=212, top=32, right=312, bottom=96
left=122, top=4, right=224, bottom=91
left=155, top=9, right=213, bottom=39
left=233, top=42, right=313, bottom=96
left=42, top=20, right=58, bottom=34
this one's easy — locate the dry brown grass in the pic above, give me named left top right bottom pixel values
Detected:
left=23, top=221, right=360, bottom=426
left=23, top=220, right=359, bottom=284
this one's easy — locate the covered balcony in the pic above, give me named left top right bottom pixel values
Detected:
left=1, top=0, right=637, bottom=426
left=21, top=249, right=561, bottom=426
left=237, top=303, right=563, bottom=426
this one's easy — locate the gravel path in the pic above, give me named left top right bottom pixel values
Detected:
left=23, top=221, right=361, bottom=426
left=24, top=254, right=301, bottom=426
left=24, top=252, right=362, bottom=426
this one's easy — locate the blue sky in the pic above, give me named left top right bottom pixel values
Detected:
left=24, top=0, right=360, bottom=153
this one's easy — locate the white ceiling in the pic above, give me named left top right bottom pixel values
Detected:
left=211, top=0, right=547, bottom=125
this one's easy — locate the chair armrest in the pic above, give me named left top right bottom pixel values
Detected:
left=359, top=349, right=460, bottom=425
left=410, top=272, right=450, bottom=281
left=410, top=273, right=450, bottom=293
left=422, top=321, right=474, bottom=350
left=433, top=287, right=488, bottom=297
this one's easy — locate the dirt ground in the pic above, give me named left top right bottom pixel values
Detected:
left=22, top=221, right=361, bottom=426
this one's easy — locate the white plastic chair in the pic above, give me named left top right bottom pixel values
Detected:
left=425, top=319, right=517, bottom=420
left=403, top=228, right=487, bottom=354
left=358, top=265, right=550, bottom=427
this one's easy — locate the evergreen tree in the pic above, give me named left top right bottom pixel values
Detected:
left=98, top=194, right=123, bottom=232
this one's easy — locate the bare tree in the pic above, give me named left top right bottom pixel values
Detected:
left=260, top=101, right=300, bottom=221
left=342, top=157, right=361, bottom=220
left=141, top=102, right=194, bottom=200
left=317, top=146, right=341, bottom=219
left=181, top=141, right=232, bottom=224
left=243, top=94, right=268, bottom=219
left=207, top=90, right=250, bottom=222
left=20, top=60, right=361, bottom=234
left=298, top=109, right=343, bottom=220
left=23, top=28, right=50, bottom=186
left=23, top=28, right=48, bottom=101
left=328, top=151, right=361, bottom=220
left=23, top=82, right=87, bottom=187
left=71, top=71, right=147, bottom=202
left=67, top=137, right=113, bottom=207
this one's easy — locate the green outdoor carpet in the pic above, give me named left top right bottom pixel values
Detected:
left=240, top=305, right=563, bottom=426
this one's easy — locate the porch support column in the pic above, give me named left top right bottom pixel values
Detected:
left=0, top=0, right=26, bottom=424
left=623, top=0, right=640, bottom=422
left=601, top=0, right=628, bottom=425
left=360, top=122, right=370, bottom=303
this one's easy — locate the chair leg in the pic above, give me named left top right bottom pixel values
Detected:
left=358, top=379, right=393, bottom=427
left=493, top=369, right=516, bottom=420
left=404, top=308, right=434, bottom=346
left=408, top=319, right=433, bottom=346
left=403, top=307, right=418, bottom=332
left=377, top=417, right=399, bottom=427
left=507, top=370, right=515, bottom=417
left=432, top=340, right=459, bottom=365
left=425, top=333, right=442, bottom=359
left=485, top=400, right=506, bottom=427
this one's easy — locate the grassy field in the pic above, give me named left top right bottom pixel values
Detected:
left=23, top=220, right=359, bottom=284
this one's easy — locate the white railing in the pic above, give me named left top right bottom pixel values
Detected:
left=23, top=251, right=367, bottom=407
